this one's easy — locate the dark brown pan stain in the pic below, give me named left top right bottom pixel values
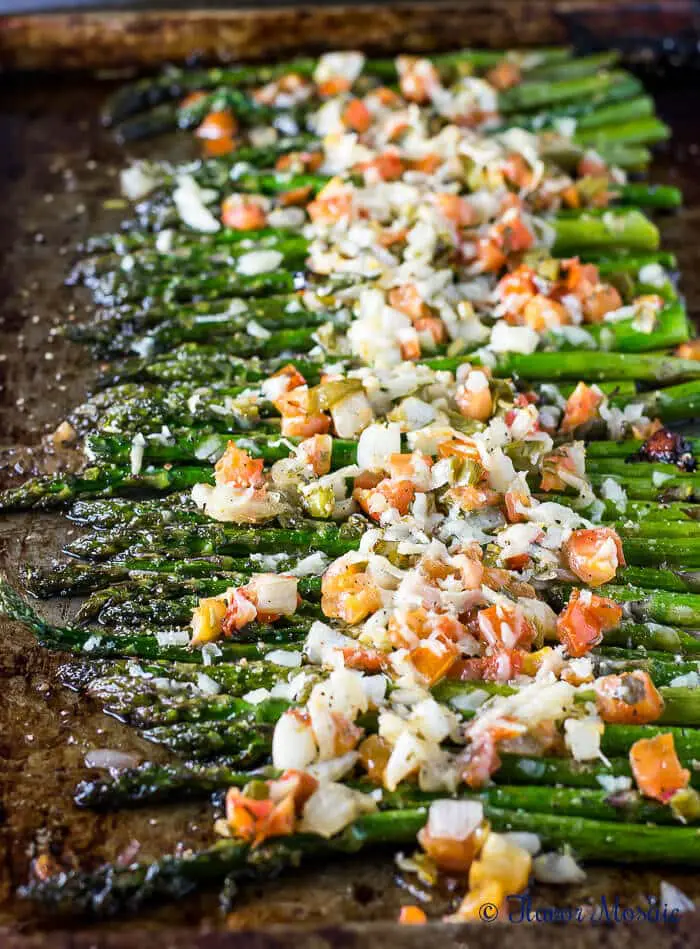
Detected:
left=1, top=6, right=700, bottom=942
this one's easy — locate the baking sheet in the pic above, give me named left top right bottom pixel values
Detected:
left=1, top=35, right=700, bottom=944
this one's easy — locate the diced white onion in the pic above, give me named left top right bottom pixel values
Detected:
left=300, top=782, right=375, bottom=838
left=249, top=574, right=298, bottom=616
left=489, top=321, right=539, bottom=354
left=154, top=630, right=191, bottom=647
left=84, top=748, right=141, bottom=771
left=173, top=175, right=220, bottom=232
left=357, top=422, right=401, bottom=471
left=120, top=162, right=160, bottom=200
left=266, top=649, right=302, bottom=668
left=533, top=852, right=586, bottom=884
left=196, top=672, right=221, bottom=695
left=236, top=249, right=283, bottom=276
left=272, top=710, right=317, bottom=769
left=660, top=881, right=695, bottom=914
left=426, top=799, right=484, bottom=841
left=130, top=433, right=146, bottom=476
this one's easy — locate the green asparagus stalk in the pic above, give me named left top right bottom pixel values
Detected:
left=21, top=805, right=700, bottom=917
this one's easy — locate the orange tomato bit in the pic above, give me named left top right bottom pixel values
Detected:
left=594, top=670, right=664, bottom=724
left=630, top=732, right=690, bottom=802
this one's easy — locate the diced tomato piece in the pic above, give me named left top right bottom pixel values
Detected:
left=221, top=588, right=258, bottom=636
left=202, top=136, right=236, bottom=157
left=298, top=433, right=333, bottom=476
left=504, top=553, right=531, bottom=571
left=361, top=151, right=405, bottom=182
left=594, top=670, right=664, bottom=724
left=521, top=294, right=569, bottom=331
left=388, top=608, right=466, bottom=650
left=433, top=192, right=476, bottom=227
left=358, top=734, right=392, bottom=784
left=322, top=564, right=382, bottom=625
left=468, top=832, right=532, bottom=897
left=269, top=769, right=319, bottom=813
left=388, top=451, right=433, bottom=482
left=388, top=283, right=429, bottom=321
left=629, top=732, right=690, bottom=802
left=460, top=732, right=501, bottom=789
left=491, top=210, right=534, bottom=254
left=556, top=588, right=622, bottom=658
left=330, top=711, right=364, bottom=755
left=455, top=381, right=493, bottom=422
left=475, top=238, right=507, bottom=273
left=582, top=285, right=623, bottom=323
left=374, top=86, right=402, bottom=107
left=451, top=553, right=485, bottom=590
left=276, top=150, right=323, bottom=172
left=482, top=648, right=525, bottom=682
left=317, top=76, right=351, bottom=97
left=270, top=363, right=307, bottom=395
left=501, top=153, right=532, bottom=189
left=560, top=184, right=581, bottom=209
left=353, top=470, right=384, bottom=491
left=437, top=437, right=481, bottom=463
left=354, top=477, right=416, bottom=521
left=396, top=56, right=440, bottom=103
left=410, top=638, right=460, bottom=685
left=195, top=109, right=237, bottom=141
left=447, top=485, right=500, bottom=513
left=307, top=177, right=353, bottom=224
left=399, top=330, right=421, bottom=361
left=414, top=316, right=447, bottom=346
left=225, top=787, right=296, bottom=847
left=497, top=265, right=537, bottom=302
left=378, top=226, right=409, bottom=248
left=221, top=197, right=267, bottom=231
left=342, top=97, right=372, bottom=133
left=578, top=153, right=609, bottom=177
left=559, top=381, right=603, bottom=433
left=418, top=822, right=485, bottom=874
left=341, top=645, right=389, bottom=673
left=539, top=443, right=584, bottom=493
left=448, top=649, right=524, bottom=684
left=676, top=340, right=700, bottom=361
left=412, top=153, right=442, bottom=174
left=452, top=881, right=505, bottom=922
left=215, top=443, right=265, bottom=488
left=281, top=414, right=331, bottom=438
left=477, top=604, right=536, bottom=651
left=279, top=185, right=313, bottom=207
left=487, top=60, right=522, bottom=90
left=504, top=488, right=531, bottom=523
left=398, top=906, right=427, bottom=925
left=564, top=526, right=625, bottom=586
left=225, top=790, right=259, bottom=841
left=562, top=257, right=599, bottom=294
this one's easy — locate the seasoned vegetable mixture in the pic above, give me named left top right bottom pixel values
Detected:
left=3, top=46, right=700, bottom=920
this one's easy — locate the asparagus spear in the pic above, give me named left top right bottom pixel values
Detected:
left=21, top=805, right=700, bottom=917
left=63, top=518, right=364, bottom=560
left=101, top=48, right=574, bottom=125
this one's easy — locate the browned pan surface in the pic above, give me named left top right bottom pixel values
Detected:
left=1, top=16, right=700, bottom=944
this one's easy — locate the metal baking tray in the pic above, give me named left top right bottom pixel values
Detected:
left=1, top=3, right=699, bottom=944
